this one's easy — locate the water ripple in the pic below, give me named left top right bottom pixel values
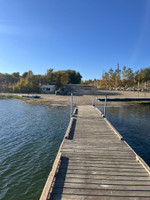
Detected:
left=0, top=100, right=70, bottom=200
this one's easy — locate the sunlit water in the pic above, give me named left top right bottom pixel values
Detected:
left=99, top=104, right=150, bottom=166
left=0, top=100, right=70, bottom=200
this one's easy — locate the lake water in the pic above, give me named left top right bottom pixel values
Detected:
left=0, top=100, right=70, bottom=200
left=99, top=104, right=150, bottom=166
left=0, top=100, right=150, bottom=200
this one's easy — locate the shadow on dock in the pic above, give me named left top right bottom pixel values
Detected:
left=74, top=108, right=78, bottom=115
left=68, top=118, right=77, bottom=140
left=50, top=157, right=69, bottom=200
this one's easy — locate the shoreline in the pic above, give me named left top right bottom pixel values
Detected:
left=0, top=94, right=70, bottom=107
left=0, top=93, right=150, bottom=107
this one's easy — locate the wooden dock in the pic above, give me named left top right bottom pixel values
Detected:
left=40, top=105, right=150, bottom=200
left=97, top=97, right=150, bottom=101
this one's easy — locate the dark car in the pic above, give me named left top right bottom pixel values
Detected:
left=55, top=88, right=68, bottom=95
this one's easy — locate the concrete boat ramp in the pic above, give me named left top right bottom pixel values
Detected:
left=40, top=105, right=150, bottom=200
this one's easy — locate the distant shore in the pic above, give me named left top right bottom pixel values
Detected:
left=1, top=85, right=150, bottom=107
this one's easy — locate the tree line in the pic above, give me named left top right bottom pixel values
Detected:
left=82, top=66, right=150, bottom=89
left=0, top=69, right=82, bottom=93
left=99, top=66, right=150, bottom=89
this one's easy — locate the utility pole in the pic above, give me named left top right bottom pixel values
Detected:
left=70, top=93, right=73, bottom=118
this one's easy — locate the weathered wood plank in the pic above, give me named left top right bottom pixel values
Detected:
left=52, top=187, right=150, bottom=196
left=60, top=156, right=136, bottom=161
left=51, top=194, right=150, bottom=200
left=58, top=169, right=147, bottom=177
left=53, top=182, right=150, bottom=190
left=53, top=177, right=150, bottom=185
left=61, top=150, right=135, bottom=156
left=64, top=163, right=143, bottom=169
left=59, top=165, right=144, bottom=172
left=56, top=172, right=150, bottom=180
left=65, top=159, right=142, bottom=166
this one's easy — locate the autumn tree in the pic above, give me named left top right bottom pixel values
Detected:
left=100, top=71, right=109, bottom=87
left=122, top=66, right=134, bottom=88
left=54, top=71, right=69, bottom=89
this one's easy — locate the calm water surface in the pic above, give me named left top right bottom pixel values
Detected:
left=99, top=105, right=150, bottom=166
left=0, top=100, right=70, bottom=200
left=1, top=100, right=150, bottom=200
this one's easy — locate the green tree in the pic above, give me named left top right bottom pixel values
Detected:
left=141, top=67, right=150, bottom=82
left=46, top=68, right=55, bottom=84
left=11, top=72, right=20, bottom=83
left=66, top=70, right=82, bottom=84
left=22, top=72, right=28, bottom=78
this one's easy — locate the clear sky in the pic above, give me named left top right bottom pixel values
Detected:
left=0, top=0, right=150, bottom=80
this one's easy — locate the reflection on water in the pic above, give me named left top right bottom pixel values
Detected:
left=0, top=100, right=70, bottom=200
left=99, top=105, right=150, bottom=166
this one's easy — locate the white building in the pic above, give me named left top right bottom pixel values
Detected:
left=41, top=85, right=56, bottom=94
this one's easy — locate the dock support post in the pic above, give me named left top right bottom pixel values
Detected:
left=145, top=82, right=147, bottom=98
left=138, top=81, right=139, bottom=97
left=76, top=96, right=78, bottom=106
left=104, top=96, right=107, bottom=117
left=70, top=93, right=73, bottom=118
left=92, top=98, right=95, bottom=106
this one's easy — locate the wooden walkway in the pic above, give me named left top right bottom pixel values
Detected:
left=40, top=105, right=150, bottom=200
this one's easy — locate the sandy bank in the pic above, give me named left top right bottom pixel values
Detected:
left=1, top=85, right=150, bottom=107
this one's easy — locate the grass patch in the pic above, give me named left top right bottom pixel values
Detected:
left=0, top=94, right=54, bottom=103
left=0, top=94, right=23, bottom=99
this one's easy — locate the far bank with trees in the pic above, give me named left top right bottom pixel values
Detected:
left=0, top=69, right=82, bottom=93
left=82, top=66, right=150, bottom=91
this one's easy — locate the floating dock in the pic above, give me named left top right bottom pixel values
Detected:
left=40, top=105, right=150, bottom=200
left=97, top=97, right=150, bottom=101
left=21, top=95, right=40, bottom=98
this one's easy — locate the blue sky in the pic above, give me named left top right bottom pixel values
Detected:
left=0, top=0, right=150, bottom=80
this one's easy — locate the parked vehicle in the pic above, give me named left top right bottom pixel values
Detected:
left=55, top=88, right=68, bottom=95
